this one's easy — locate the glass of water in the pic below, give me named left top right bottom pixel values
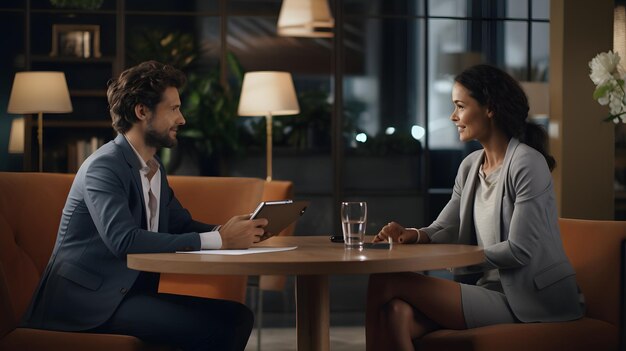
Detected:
left=341, top=201, right=367, bottom=249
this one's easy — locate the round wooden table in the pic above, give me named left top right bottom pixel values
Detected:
left=128, top=236, right=484, bottom=351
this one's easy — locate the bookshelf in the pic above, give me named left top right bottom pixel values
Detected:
left=4, top=0, right=223, bottom=173
left=7, top=0, right=122, bottom=172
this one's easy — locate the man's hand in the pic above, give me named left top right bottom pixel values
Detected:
left=219, top=214, right=268, bottom=249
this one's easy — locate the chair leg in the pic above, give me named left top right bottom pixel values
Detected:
left=256, top=288, right=263, bottom=351
left=282, top=289, right=289, bottom=312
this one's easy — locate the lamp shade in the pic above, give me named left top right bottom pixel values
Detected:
left=277, top=0, right=334, bottom=38
left=7, top=72, right=73, bottom=114
left=238, top=72, right=300, bottom=117
left=8, top=117, right=24, bottom=154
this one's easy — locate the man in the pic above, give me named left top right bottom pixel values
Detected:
left=22, top=61, right=267, bottom=350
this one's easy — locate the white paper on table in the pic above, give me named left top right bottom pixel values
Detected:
left=177, top=246, right=298, bottom=255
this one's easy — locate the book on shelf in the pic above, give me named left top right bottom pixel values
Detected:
left=67, top=136, right=105, bottom=173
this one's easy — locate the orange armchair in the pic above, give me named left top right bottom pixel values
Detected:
left=419, top=218, right=625, bottom=351
left=0, top=172, right=264, bottom=351
left=157, top=176, right=265, bottom=302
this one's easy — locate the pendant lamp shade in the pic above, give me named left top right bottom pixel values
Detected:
left=277, top=0, right=334, bottom=38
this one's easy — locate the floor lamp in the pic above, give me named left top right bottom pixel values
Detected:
left=238, top=71, right=300, bottom=182
left=7, top=72, right=73, bottom=172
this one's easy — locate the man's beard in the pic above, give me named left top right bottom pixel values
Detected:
left=145, top=120, right=178, bottom=149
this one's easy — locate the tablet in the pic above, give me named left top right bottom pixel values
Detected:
left=250, top=200, right=309, bottom=241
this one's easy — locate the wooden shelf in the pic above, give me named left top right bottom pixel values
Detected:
left=39, top=120, right=111, bottom=128
left=30, top=9, right=117, bottom=15
left=70, top=89, right=107, bottom=97
left=18, top=3, right=119, bottom=173
left=30, top=55, right=115, bottom=64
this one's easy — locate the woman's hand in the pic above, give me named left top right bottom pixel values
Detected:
left=373, top=221, right=419, bottom=244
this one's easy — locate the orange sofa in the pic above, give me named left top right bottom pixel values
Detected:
left=0, top=172, right=265, bottom=351
left=420, top=218, right=626, bottom=351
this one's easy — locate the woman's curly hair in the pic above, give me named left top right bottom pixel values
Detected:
left=455, top=64, right=555, bottom=171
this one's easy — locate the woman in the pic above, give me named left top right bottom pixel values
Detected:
left=366, top=64, right=584, bottom=350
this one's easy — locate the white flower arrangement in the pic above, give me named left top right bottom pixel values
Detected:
left=589, top=50, right=626, bottom=123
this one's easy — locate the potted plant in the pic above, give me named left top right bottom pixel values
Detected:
left=176, top=53, right=243, bottom=175
left=127, top=29, right=243, bottom=175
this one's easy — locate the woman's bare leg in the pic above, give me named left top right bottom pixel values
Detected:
left=384, top=299, right=438, bottom=350
left=366, top=272, right=466, bottom=350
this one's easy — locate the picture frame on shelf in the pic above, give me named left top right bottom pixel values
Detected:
left=50, top=24, right=102, bottom=58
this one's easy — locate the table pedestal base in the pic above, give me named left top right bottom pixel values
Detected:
left=296, top=275, right=329, bottom=351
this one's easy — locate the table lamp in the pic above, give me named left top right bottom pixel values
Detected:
left=277, top=0, right=334, bottom=38
left=7, top=72, right=73, bottom=171
left=238, top=71, right=300, bottom=181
